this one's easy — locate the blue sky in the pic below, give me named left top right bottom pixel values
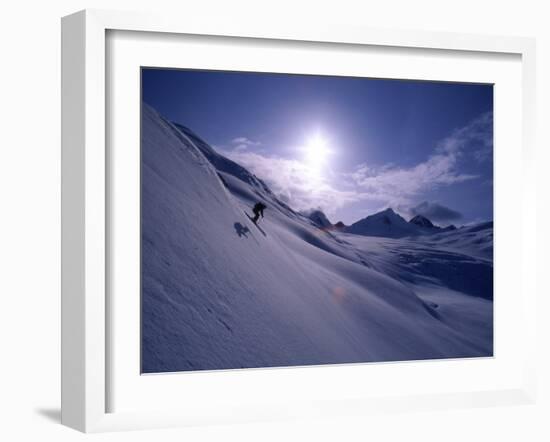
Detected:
left=142, top=68, right=493, bottom=226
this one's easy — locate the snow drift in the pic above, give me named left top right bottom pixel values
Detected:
left=141, top=104, right=493, bottom=373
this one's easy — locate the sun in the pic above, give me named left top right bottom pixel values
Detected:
left=303, top=134, right=332, bottom=171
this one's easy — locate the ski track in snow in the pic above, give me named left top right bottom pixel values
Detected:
left=141, top=104, right=494, bottom=373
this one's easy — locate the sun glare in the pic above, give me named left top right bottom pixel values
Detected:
left=303, top=134, right=332, bottom=171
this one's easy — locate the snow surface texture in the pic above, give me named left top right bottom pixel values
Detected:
left=141, top=104, right=493, bottom=373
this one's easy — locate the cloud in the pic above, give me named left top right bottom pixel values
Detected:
left=231, top=137, right=261, bottom=152
left=407, top=201, right=463, bottom=223
left=223, top=149, right=362, bottom=214
left=349, top=156, right=476, bottom=203
left=439, top=111, right=493, bottom=163
left=219, top=111, right=491, bottom=219
left=348, top=111, right=492, bottom=205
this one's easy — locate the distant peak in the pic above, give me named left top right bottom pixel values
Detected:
left=303, top=209, right=332, bottom=228
left=346, top=207, right=418, bottom=238
left=367, top=208, right=397, bottom=218
left=409, top=214, right=435, bottom=228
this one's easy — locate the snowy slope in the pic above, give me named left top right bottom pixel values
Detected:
left=419, top=222, right=493, bottom=260
left=141, top=104, right=493, bottom=373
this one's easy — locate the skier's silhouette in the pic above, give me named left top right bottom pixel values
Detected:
left=251, top=202, right=266, bottom=224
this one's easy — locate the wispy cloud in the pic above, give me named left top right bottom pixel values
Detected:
left=224, top=149, right=362, bottom=214
left=231, top=137, right=261, bottom=152
left=348, top=111, right=492, bottom=206
left=220, top=112, right=492, bottom=218
left=440, top=111, right=493, bottom=163
left=405, top=201, right=463, bottom=224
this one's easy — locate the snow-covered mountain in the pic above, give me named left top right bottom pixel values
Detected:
left=334, top=221, right=346, bottom=230
left=422, top=221, right=493, bottom=260
left=409, top=214, right=436, bottom=229
left=303, top=209, right=333, bottom=229
left=141, top=104, right=493, bottom=373
left=347, top=209, right=463, bottom=238
left=171, top=122, right=298, bottom=218
left=346, top=208, right=421, bottom=238
left=441, top=224, right=458, bottom=232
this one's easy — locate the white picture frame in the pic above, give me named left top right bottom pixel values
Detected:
left=61, top=9, right=537, bottom=433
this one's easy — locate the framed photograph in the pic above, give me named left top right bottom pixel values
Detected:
left=61, top=9, right=537, bottom=432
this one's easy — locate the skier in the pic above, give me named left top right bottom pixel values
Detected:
left=251, top=201, right=267, bottom=224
